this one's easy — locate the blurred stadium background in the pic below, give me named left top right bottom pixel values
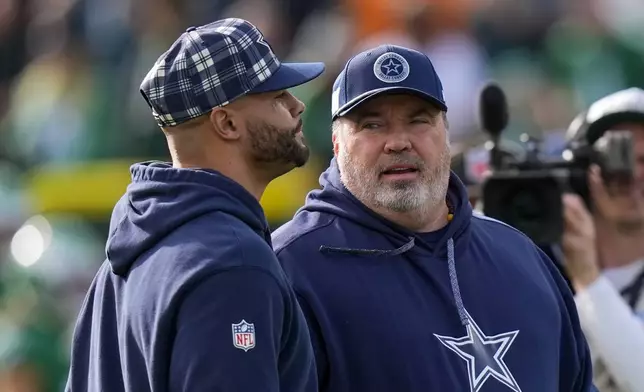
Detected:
left=0, top=0, right=644, bottom=390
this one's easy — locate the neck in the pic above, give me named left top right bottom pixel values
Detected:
left=171, top=150, right=270, bottom=201
left=375, top=201, right=450, bottom=233
left=595, top=216, right=644, bottom=269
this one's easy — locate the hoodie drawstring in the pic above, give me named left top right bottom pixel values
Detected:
left=319, top=237, right=415, bottom=257
left=319, top=236, right=469, bottom=326
left=447, top=238, right=468, bottom=326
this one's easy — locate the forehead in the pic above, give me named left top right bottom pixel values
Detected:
left=348, top=93, right=440, bottom=118
left=621, top=123, right=644, bottom=134
left=233, top=90, right=280, bottom=109
left=608, top=122, right=644, bottom=143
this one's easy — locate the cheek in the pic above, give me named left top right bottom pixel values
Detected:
left=265, top=104, right=291, bottom=127
left=635, top=146, right=644, bottom=182
left=636, top=161, right=644, bottom=183
left=633, top=149, right=644, bottom=183
left=633, top=140, right=644, bottom=175
left=412, top=132, right=446, bottom=160
left=349, top=137, right=383, bottom=164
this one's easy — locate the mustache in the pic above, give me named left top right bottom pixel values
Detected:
left=291, top=119, right=303, bottom=135
left=378, top=155, right=425, bottom=171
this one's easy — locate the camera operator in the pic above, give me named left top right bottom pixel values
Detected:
left=561, top=88, right=644, bottom=392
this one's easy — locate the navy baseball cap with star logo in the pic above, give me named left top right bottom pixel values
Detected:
left=140, top=18, right=325, bottom=127
left=331, top=44, right=446, bottom=119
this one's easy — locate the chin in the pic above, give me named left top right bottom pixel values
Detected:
left=292, top=146, right=310, bottom=168
left=294, top=134, right=309, bottom=149
left=273, top=153, right=309, bottom=175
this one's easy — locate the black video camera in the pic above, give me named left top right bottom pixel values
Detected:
left=480, top=85, right=642, bottom=246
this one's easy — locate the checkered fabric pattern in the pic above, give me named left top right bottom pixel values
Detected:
left=140, top=18, right=280, bottom=127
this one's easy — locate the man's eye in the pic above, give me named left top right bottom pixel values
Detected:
left=362, top=123, right=380, bottom=129
left=412, top=117, right=436, bottom=124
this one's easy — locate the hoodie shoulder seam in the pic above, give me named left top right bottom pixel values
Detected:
left=183, top=265, right=290, bottom=304
left=274, top=215, right=338, bottom=256
left=472, top=213, right=531, bottom=241
left=173, top=265, right=292, bottom=335
left=227, top=215, right=247, bottom=270
left=204, top=265, right=287, bottom=287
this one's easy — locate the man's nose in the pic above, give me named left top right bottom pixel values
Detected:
left=289, top=93, right=305, bottom=117
left=384, top=130, right=412, bottom=153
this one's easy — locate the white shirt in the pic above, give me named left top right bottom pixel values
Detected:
left=575, top=260, right=644, bottom=392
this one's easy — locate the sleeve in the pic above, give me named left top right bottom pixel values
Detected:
left=274, top=245, right=330, bottom=388
left=536, top=247, right=597, bottom=392
left=575, top=276, right=644, bottom=392
left=295, top=292, right=330, bottom=387
left=168, top=268, right=285, bottom=392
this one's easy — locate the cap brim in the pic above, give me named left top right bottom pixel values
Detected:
left=334, top=86, right=447, bottom=119
left=251, top=62, right=325, bottom=93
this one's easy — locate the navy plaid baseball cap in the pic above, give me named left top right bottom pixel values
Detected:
left=331, top=44, right=446, bottom=119
left=140, top=18, right=325, bottom=127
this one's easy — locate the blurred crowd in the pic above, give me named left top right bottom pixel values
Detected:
left=1, top=0, right=644, bottom=390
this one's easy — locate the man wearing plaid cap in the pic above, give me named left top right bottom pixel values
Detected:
left=65, top=18, right=324, bottom=392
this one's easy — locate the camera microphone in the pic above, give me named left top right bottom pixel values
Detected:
left=478, top=82, right=509, bottom=170
left=479, top=82, right=509, bottom=138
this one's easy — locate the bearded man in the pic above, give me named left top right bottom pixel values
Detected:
left=65, top=18, right=324, bottom=392
left=272, top=45, right=597, bottom=392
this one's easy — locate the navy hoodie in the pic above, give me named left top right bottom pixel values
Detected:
left=272, top=158, right=596, bottom=392
left=65, top=162, right=317, bottom=392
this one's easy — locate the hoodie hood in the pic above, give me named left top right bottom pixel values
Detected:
left=106, top=162, right=269, bottom=276
left=299, top=157, right=473, bottom=325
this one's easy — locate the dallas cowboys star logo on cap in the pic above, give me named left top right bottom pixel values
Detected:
left=373, top=52, right=409, bottom=83
left=434, top=309, right=522, bottom=392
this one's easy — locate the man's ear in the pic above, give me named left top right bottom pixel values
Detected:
left=332, top=131, right=339, bottom=156
left=209, top=107, right=241, bottom=141
left=332, top=121, right=343, bottom=156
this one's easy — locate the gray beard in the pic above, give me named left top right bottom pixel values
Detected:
left=338, top=141, right=451, bottom=214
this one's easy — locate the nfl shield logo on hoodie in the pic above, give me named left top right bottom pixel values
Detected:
left=232, top=320, right=256, bottom=351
